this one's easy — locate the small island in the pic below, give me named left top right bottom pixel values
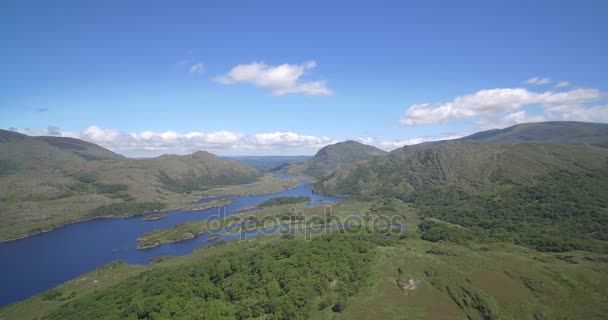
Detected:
left=181, top=198, right=234, bottom=212
left=136, top=218, right=241, bottom=250
left=142, top=212, right=167, bottom=221
left=259, top=196, right=311, bottom=207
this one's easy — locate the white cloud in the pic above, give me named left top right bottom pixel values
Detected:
left=524, top=77, right=552, bottom=85
left=7, top=126, right=339, bottom=156
left=189, top=63, right=204, bottom=74
left=400, top=87, right=605, bottom=126
left=374, top=138, right=430, bottom=149
left=554, top=81, right=571, bottom=88
left=9, top=125, right=64, bottom=137
left=214, top=61, right=332, bottom=96
left=253, top=132, right=336, bottom=148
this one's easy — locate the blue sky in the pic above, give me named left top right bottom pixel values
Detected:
left=1, top=0, right=607, bottom=156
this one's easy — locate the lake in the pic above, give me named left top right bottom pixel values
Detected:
left=0, top=177, right=342, bottom=307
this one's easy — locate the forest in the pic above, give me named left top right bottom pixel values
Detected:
left=41, top=230, right=402, bottom=320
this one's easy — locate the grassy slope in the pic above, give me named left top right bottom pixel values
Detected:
left=3, top=223, right=607, bottom=320
left=315, top=141, right=608, bottom=252
left=316, top=141, right=608, bottom=196
left=459, top=121, right=608, bottom=147
left=338, top=240, right=608, bottom=320
left=0, top=130, right=260, bottom=241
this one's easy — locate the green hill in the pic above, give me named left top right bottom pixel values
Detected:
left=0, top=130, right=260, bottom=241
left=459, top=121, right=608, bottom=147
left=283, top=140, right=387, bottom=178
left=315, top=139, right=608, bottom=253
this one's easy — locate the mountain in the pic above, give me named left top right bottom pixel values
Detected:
left=222, top=155, right=311, bottom=171
left=0, top=130, right=260, bottom=241
left=459, top=121, right=608, bottom=147
left=281, top=140, right=387, bottom=178
left=315, top=123, right=608, bottom=253
left=315, top=141, right=608, bottom=197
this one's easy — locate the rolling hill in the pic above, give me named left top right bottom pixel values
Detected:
left=315, top=123, right=608, bottom=253
left=0, top=130, right=260, bottom=241
left=280, top=140, right=387, bottom=178
left=459, top=121, right=608, bottom=147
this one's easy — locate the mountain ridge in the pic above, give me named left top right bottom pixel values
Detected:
left=458, top=121, right=608, bottom=147
left=314, top=122, right=608, bottom=253
left=0, top=130, right=260, bottom=241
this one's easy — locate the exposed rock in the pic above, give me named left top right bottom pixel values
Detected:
left=397, top=278, right=420, bottom=294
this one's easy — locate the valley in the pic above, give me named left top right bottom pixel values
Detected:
left=1, top=122, right=608, bottom=319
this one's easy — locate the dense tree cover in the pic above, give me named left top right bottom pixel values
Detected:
left=43, top=231, right=401, bottom=320
left=418, top=221, right=474, bottom=245
left=259, top=196, right=311, bottom=207
left=415, top=168, right=608, bottom=252
left=315, top=141, right=608, bottom=253
left=89, top=201, right=166, bottom=217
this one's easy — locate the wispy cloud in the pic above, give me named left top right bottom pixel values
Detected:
left=554, top=81, right=571, bottom=88
left=177, top=59, right=191, bottom=66
left=214, top=61, right=332, bottom=96
left=188, top=63, right=204, bottom=74
left=524, top=76, right=552, bottom=85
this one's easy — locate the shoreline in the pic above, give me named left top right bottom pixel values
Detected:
left=0, top=175, right=301, bottom=244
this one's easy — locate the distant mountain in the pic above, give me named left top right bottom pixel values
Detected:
left=282, top=140, right=387, bottom=178
left=222, top=155, right=311, bottom=171
left=0, top=130, right=260, bottom=241
left=459, top=121, right=608, bottom=147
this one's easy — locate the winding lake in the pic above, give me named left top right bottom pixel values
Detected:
left=0, top=177, right=343, bottom=307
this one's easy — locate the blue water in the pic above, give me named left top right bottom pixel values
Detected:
left=0, top=178, right=343, bottom=307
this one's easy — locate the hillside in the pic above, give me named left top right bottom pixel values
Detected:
left=315, top=140, right=608, bottom=253
left=281, top=140, right=387, bottom=178
left=459, top=121, right=608, bottom=147
left=222, top=156, right=310, bottom=171
left=0, top=130, right=260, bottom=241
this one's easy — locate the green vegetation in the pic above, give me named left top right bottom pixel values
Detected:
left=40, top=231, right=402, bottom=320
left=4, top=230, right=608, bottom=320
left=141, top=212, right=166, bottom=221
left=137, top=221, right=203, bottom=249
left=3, top=123, right=608, bottom=319
left=200, top=174, right=300, bottom=197
left=0, top=130, right=260, bottom=241
left=414, top=167, right=608, bottom=252
left=339, top=240, right=608, bottom=320
left=136, top=200, right=339, bottom=249
left=93, top=183, right=128, bottom=194
left=259, top=196, right=311, bottom=207
left=316, top=141, right=608, bottom=253
left=222, top=156, right=311, bottom=172
left=282, top=140, right=387, bottom=178
left=460, top=121, right=608, bottom=147
left=180, top=198, right=234, bottom=212
left=89, top=202, right=166, bottom=217
left=0, top=159, right=17, bottom=175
